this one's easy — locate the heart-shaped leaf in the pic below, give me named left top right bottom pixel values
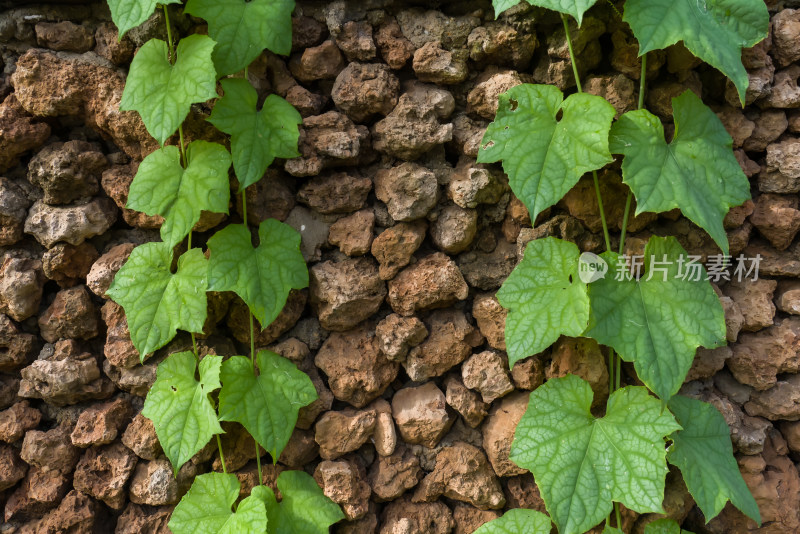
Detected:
left=107, top=0, right=181, bottom=38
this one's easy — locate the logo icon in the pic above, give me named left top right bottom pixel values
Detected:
left=578, top=252, right=608, bottom=283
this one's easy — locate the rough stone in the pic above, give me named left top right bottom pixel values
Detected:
left=387, top=253, right=469, bottom=316
left=375, top=18, right=415, bottom=69
left=310, top=258, right=386, bottom=331
left=430, top=205, right=477, bottom=254
left=374, top=162, right=439, bottom=222
left=24, top=198, right=117, bottom=248
left=728, top=317, right=800, bottom=390
left=777, top=280, right=800, bottom=315
left=35, top=21, right=94, bottom=52
left=32, top=489, right=98, bottom=533
left=128, top=458, right=180, bottom=506
left=28, top=140, right=107, bottom=205
left=314, top=457, right=371, bottom=520
left=94, top=21, right=134, bottom=65
left=445, top=375, right=488, bottom=429
left=772, top=9, right=800, bottom=67
left=278, top=427, right=319, bottom=467
left=73, top=441, right=137, bottom=509
left=289, top=40, right=346, bottom=82
left=42, top=242, right=99, bottom=288
left=368, top=445, right=422, bottom=501
left=121, top=413, right=162, bottom=460
left=375, top=313, right=427, bottom=362
left=0, top=257, right=44, bottom=322
left=297, top=172, right=372, bottom=215
left=468, top=22, right=536, bottom=70
left=115, top=503, right=171, bottom=534
left=71, top=397, right=131, bottom=448
left=379, top=496, right=454, bottom=534
left=404, top=309, right=481, bottom=381
left=0, top=95, right=50, bottom=173
left=467, top=69, right=523, bottom=119
left=723, top=278, right=777, bottom=332
left=286, top=112, right=370, bottom=177
left=585, top=73, right=636, bottom=117
left=462, top=350, right=514, bottom=404
left=328, top=209, right=375, bottom=256
left=0, top=178, right=32, bottom=246
left=38, top=285, right=99, bottom=342
left=743, top=110, right=788, bottom=152
left=511, top=356, right=546, bottom=391
left=0, top=446, right=27, bottom=491
left=482, top=392, right=529, bottom=477
left=315, top=408, right=377, bottom=460
left=448, top=160, right=508, bottom=209
left=315, top=324, right=399, bottom=408
left=745, top=373, right=800, bottom=421
left=335, top=20, right=376, bottom=61
left=453, top=504, right=501, bottom=534
left=370, top=398, right=397, bottom=457
left=0, top=314, right=38, bottom=371
left=457, top=239, right=518, bottom=291
left=548, top=337, right=610, bottom=409
left=101, top=163, right=163, bottom=229
left=750, top=193, right=800, bottom=250
left=414, top=442, right=505, bottom=510
left=472, top=294, right=506, bottom=351
left=20, top=424, right=80, bottom=474
left=687, top=346, right=732, bottom=381
left=413, top=41, right=469, bottom=84
left=332, top=63, right=399, bottom=123
left=392, top=382, right=454, bottom=448
left=87, top=243, right=134, bottom=298
left=101, top=301, right=138, bottom=369
left=0, top=400, right=40, bottom=443
left=760, top=138, right=800, bottom=193
left=371, top=220, right=427, bottom=280
left=450, top=112, right=487, bottom=157
left=226, top=289, right=306, bottom=347
left=4, top=466, right=70, bottom=522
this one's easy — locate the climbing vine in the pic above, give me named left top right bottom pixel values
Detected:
left=475, top=1, right=768, bottom=533
left=103, top=1, right=344, bottom=532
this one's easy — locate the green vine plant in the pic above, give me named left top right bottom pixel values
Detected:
left=102, top=1, right=345, bottom=532
left=474, top=1, right=769, bottom=533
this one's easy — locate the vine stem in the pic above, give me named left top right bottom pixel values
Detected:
left=162, top=5, right=189, bottom=167
left=618, top=53, right=646, bottom=255
left=561, top=14, right=611, bottom=252
left=216, top=434, right=228, bottom=474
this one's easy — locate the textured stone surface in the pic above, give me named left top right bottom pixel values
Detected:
left=310, top=258, right=386, bottom=331
left=25, top=198, right=117, bottom=248
left=392, top=383, right=454, bottom=448
left=387, top=253, right=469, bottom=316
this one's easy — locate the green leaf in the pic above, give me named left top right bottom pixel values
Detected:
left=207, top=220, right=308, bottom=328
left=524, top=0, right=600, bottom=25
left=478, top=84, right=615, bottom=223
left=496, top=237, right=589, bottom=366
left=264, top=470, right=344, bottom=534
left=219, top=350, right=317, bottom=459
left=603, top=527, right=624, bottom=534
left=609, top=91, right=750, bottom=254
left=644, top=518, right=695, bottom=534
left=585, top=236, right=727, bottom=400
left=510, top=375, right=681, bottom=534
left=120, top=34, right=218, bottom=145
left=667, top=395, right=761, bottom=524
left=623, top=0, right=769, bottom=105
left=127, top=141, right=231, bottom=247
left=185, top=0, right=295, bottom=76
left=107, top=243, right=208, bottom=358
left=208, top=78, right=301, bottom=191
left=473, top=509, right=552, bottom=534
left=492, top=0, right=523, bottom=17
left=142, top=352, right=224, bottom=474
left=107, top=0, right=181, bottom=38
left=169, top=472, right=268, bottom=534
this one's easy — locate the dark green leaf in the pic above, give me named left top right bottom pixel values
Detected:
left=473, top=509, right=551, bottom=534
left=107, top=0, right=181, bottom=38
left=264, top=470, right=344, bottom=534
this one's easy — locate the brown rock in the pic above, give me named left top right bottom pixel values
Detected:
left=38, top=285, right=99, bottom=343
left=73, top=441, right=137, bottom=509
left=445, top=375, right=488, bottom=429
left=0, top=257, right=45, bottom=322
left=375, top=18, right=415, bottom=69
left=375, top=313, right=428, bottom=362
left=315, top=408, right=377, bottom=460
left=745, top=373, right=800, bottom=421
left=772, top=9, right=800, bottom=67
left=335, top=21, right=376, bottom=62
left=453, top=504, right=501, bottom=534
left=25, top=198, right=118, bottom=248
left=451, top=112, right=488, bottom=157
left=297, top=172, right=372, bottom=215
left=285, top=112, right=370, bottom=177
left=4, top=466, right=70, bottom=522
left=314, top=457, right=371, bottom=520
left=328, top=209, right=375, bottom=256
left=0, top=401, right=40, bottom=443
left=128, top=459, right=180, bottom=506
left=431, top=205, right=478, bottom=254
left=462, top=350, right=514, bottom=404
left=548, top=337, right=609, bottom=409
left=380, top=496, right=454, bottom=534
left=0, top=178, right=31, bottom=246
left=310, top=258, right=386, bottom=331
left=28, top=140, right=107, bottom=205
left=716, top=107, right=755, bottom=149
left=0, top=444, right=27, bottom=491
left=101, top=163, right=163, bottom=229
left=290, top=40, right=345, bottom=82
left=368, top=445, right=422, bottom=501
left=585, top=72, right=637, bottom=117
left=404, top=309, right=481, bottom=381
left=372, top=84, right=454, bottom=160
left=388, top=253, right=469, bottom=316
left=0, top=94, right=51, bottom=173
left=467, top=69, right=524, bottom=119
left=721, top=294, right=745, bottom=342
left=472, top=294, right=506, bottom=351
left=776, top=280, right=800, bottom=315
left=448, top=160, right=508, bottom=210
left=0, top=314, right=38, bottom=371
left=413, top=41, right=469, bottom=84
left=370, top=399, right=397, bottom=457
left=458, top=239, right=518, bottom=291
left=392, top=382, right=454, bottom=448
left=687, top=346, right=732, bottom=381
left=42, top=242, right=99, bottom=288
left=315, top=324, right=399, bottom=408
left=71, top=397, right=131, bottom=448
left=414, top=441, right=505, bottom=510
left=115, top=503, right=171, bottom=534
left=21, top=425, right=80, bottom=474
left=94, top=22, right=134, bottom=65
left=728, top=317, right=800, bottom=390
left=332, top=62, right=399, bottom=123
left=101, top=301, right=138, bottom=369
left=743, top=110, right=788, bottom=152
left=121, top=413, right=162, bottom=460
left=750, top=193, right=800, bottom=250
left=511, top=356, right=546, bottom=391
left=374, top=162, right=439, bottom=222
left=759, top=138, right=800, bottom=194
left=468, top=21, right=536, bottom=70
left=35, top=21, right=94, bottom=52
left=723, top=278, right=777, bottom=332
left=278, top=427, right=319, bottom=467
left=482, top=392, right=529, bottom=477
left=227, top=289, right=306, bottom=346
left=87, top=243, right=135, bottom=298
left=371, top=220, right=427, bottom=280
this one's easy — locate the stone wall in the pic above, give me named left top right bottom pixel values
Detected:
left=1, top=0, right=800, bottom=532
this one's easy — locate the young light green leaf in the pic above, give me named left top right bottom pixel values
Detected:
left=523, top=0, right=600, bottom=26
left=511, top=376, right=680, bottom=534
left=185, top=0, right=295, bottom=76
left=610, top=91, right=750, bottom=255
left=127, top=141, right=231, bottom=247
left=264, top=470, right=344, bottom=534
left=107, top=0, right=181, bottom=38
left=219, top=350, right=317, bottom=460
left=473, top=509, right=552, bottom=534
left=491, top=0, right=523, bottom=17
left=120, top=34, right=218, bottom=145
left=667, top=395, right=761, bottom=525
left=585, top=236, right=726, bottom=400
left=478, top=84, right=615, bottom=223
left=644, top=518, right=695, bottom=534
left=603, top=527, right=624, bottom=534
left=142, top=352, right=224, bottom=474
left=207, top=220, right=308, bottom=328
left=107, top=243, right=208, bottom=358
left=623, top=0, right=768, bottom=105
left=496, top=237, right=589, bottom=366
left=208, top=79, right=301, bottom=191
left=169, top=472, right=268, bottom=534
